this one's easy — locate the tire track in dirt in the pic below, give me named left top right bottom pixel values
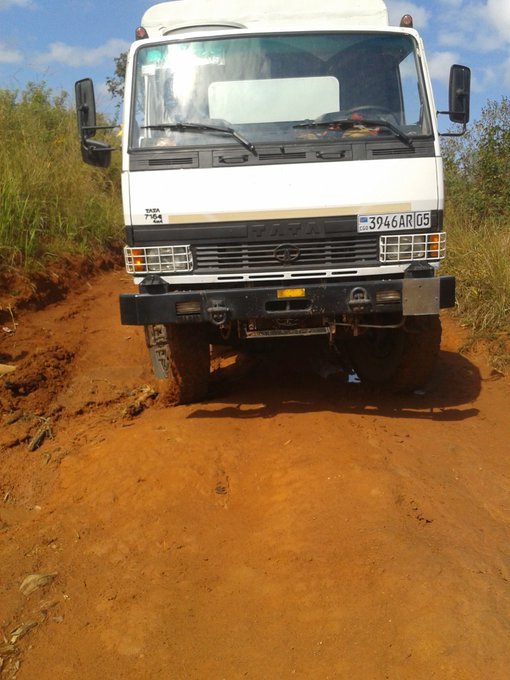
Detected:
left=1, top=269, right=510, bottom=679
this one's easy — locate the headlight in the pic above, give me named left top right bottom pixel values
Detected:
left=380, top=233, right=445, bottom=263
left=124, top=245, right=193, bottom=274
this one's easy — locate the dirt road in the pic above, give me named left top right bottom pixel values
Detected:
left=1, top=267, right=509, bottom=679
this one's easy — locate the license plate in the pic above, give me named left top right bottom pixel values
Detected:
left=357, top=211, right=431, bottom=232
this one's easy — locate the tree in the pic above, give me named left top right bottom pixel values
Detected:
left=106, top=51, right=128, bottom=100
left=443, top=97, right=510, bottom=221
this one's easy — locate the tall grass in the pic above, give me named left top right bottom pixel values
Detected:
left=0, top=83, right=122, bottom=271
left=443, top=97, right=510, bottom=368
left=444, top=214, right=510, bottom=367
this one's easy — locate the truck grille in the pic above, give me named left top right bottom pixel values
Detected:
left=194, top=237, right=379, bottom=272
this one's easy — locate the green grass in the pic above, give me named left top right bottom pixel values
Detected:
left=0, top=83, right=122, bottom=271
left=441, top=98, right=510, bottom=370
left=444, top=212, right=510, bottom=370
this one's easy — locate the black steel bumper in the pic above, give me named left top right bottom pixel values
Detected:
left=119, top=275, right=456, bottom=326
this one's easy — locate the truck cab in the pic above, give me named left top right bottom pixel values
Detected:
left=76, top=0, right=470, bottom=402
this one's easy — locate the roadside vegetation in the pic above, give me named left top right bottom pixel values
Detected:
left=443, top=97, right=510, bottom=369
left=0, top=83, right=122, bottom=272
left=0, top=83, right=508, bottom=367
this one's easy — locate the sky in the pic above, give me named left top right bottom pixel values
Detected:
left=0, top=0, right=509, bottom=123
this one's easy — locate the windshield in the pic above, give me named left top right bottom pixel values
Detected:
left=130, top=32, right=432, bottom=150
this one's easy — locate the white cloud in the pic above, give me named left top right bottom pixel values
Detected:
left=386, top=1, right=430, bottom=28
left=471, top=65, right=497, bottom=93
left=423, top=1, right=507, bottom=55
left=437, top=0, right=463, bottom=7
left=0, top=0, right=32, bottom=8
left=0, top=42, right=22, bottom=63
left=487, top=0, right=510, bottom=42
left=35, top=38, right=129, bottom=68
left=478, top=56, right=510, bottom=94
left=436, top=30, right=467, bottom=49
left=457, top=3, right=505, bottom=52
left=427, top=50, right=459, bottom=85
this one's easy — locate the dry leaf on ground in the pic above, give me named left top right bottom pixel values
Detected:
left=19, top=573, right=57, bottom=597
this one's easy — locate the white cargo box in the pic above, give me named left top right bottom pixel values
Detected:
left=141, top=0, right=389, bottom=38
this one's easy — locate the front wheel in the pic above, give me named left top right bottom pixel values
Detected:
left=145, top=323, right=210, bottom=404
left=344, top=315, right=442, bottom=392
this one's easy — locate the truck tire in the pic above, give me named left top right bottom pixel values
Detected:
left=145, top=323, right=210, bottom=404
left=344, top=315, right=442, bottom=393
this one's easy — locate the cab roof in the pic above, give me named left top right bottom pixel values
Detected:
left=141, top=0, right=389, bottom=38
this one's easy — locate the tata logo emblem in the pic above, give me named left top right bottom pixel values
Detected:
left=274, top=243, right=300, bottom=264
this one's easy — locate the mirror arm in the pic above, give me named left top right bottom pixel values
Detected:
left=438, top=125, right=467, bottom=138
left=436, top=112, right=467, bottom=137
left=81, top=123, right=119, bottom=140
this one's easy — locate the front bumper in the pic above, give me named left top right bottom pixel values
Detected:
left=119, top=275, right=456, bottom=326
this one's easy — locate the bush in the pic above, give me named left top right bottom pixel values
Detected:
left=0, top=83, right=122, bottom=270
left=443, top=98, right=510, bottom=368
left=443, top=97, right=510, bottom=221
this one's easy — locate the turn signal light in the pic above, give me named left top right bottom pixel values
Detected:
left=132, top=249, right=145, bottom=272
left=429, top=234, right=440, bottom=258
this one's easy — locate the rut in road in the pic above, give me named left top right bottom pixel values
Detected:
left=1, top=268, right=510, bottom=679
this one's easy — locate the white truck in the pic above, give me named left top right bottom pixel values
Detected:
left=76, top=0, right=470, bottom=402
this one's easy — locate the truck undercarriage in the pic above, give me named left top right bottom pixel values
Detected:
left=119, top=270, right=452, bottom=401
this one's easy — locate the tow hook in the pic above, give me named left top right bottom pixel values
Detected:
left=348, top=287, right=371, bottom=313
left=206, top=300, right=230, bottom=326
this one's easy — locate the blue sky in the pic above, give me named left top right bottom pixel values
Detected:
left=1, top=0, right=509, bottom=122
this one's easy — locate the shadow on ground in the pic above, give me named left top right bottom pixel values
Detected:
left=188, top=339, right=482, bottom=422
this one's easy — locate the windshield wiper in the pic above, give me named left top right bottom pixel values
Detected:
left=141, top=122, right=258, bottom=156
left=294, top=117, right=413, bottom=147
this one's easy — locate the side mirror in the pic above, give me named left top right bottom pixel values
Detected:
left=75, top=78, right=97, bottom=140
left=75, top=78, right=112, bottom=168
left=448, top=64, right=471, bottom=125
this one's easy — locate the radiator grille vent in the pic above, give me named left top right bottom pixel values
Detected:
left=194, top=237, right=379, bottom=271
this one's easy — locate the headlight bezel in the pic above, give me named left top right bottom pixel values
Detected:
left=124, top=245, right=193, bottom=274
left=380, top=232, right=446, bottom=263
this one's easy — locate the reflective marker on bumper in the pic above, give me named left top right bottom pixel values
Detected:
left=277, top=288, right=306, bottom=299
